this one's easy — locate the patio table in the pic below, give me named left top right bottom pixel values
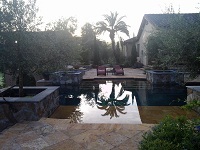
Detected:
left=106, top=68, right=114, bottom=75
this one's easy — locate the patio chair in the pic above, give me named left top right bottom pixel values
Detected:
left=113, top=65, right=124, bottom=75
left=97, top=66, right=106, bottom=76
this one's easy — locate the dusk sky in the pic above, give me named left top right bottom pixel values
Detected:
left=37, top=0, right=199, bottom=41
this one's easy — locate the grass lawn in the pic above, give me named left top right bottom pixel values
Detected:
left=0, top=72, right=4, bottom=87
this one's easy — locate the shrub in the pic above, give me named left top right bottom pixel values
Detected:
left=139, top=116, right=200, bottom=150
left=0, top=72, right=4, bottom=88
left=182, top=99, right=200, bottom=114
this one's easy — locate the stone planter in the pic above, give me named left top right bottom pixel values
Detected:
left=0, top=86, right=59, bottom=131
left=50, top=71, right=83, bottom=85
left=186, top=86, right=200, bottom=114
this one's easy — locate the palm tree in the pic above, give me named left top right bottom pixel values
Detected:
left=95, top=11, right=130, bottom=63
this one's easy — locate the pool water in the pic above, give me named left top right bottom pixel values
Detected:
left=59, top=80, right=186, bottom=106
left=50, top=80, right=192, bottom=124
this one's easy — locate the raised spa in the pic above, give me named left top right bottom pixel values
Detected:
left=146, top=70, right=184, bottom=85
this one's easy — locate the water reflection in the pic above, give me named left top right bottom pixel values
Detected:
left=96, top=81, right=133, bottom=119
left=67, top=107, right=83, bottom=123
left=51, top=80, right=187, bottom=124
left=65, top=80, right=135, bottom=122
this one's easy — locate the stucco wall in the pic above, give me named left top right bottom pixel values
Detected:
left=123, top=43, right=132, bottom=57
left=136, top=20, right=155, bottom=65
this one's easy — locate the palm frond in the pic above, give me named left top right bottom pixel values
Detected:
left=114, top=21, right=130, bottom=37
left=95, top=21, right=110, bottom=34
left=111, top=12, right=118, bottom=27
left=96, top=11, right=129, bottom=38
left=103, top=14, right=111, bottom=25
left=116, top=15, right=126, bottom=25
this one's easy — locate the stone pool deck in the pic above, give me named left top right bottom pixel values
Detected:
left=0, top=118, right=154, bottom=149
left=83, top=68, right=146, bottom=80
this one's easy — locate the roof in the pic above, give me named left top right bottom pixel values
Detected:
left=123, top=37, right=137, bottom=44
left=136, top=13, right=200, bottom=40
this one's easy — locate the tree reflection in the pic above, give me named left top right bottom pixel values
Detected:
left=96, top=81, right=133, bottom=119
left=69, top=110, right=83, bottom=123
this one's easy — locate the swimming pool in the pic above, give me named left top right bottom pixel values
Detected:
left=50, top=80, right=192, bottom=124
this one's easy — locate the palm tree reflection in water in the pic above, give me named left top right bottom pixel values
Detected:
left=96, top=81, right=133, bottom=119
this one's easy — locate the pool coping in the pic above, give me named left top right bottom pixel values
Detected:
left=0, top=86, right=59, bottom=103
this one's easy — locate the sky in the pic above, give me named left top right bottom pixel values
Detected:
left=36, top=0, right=200, bottom=42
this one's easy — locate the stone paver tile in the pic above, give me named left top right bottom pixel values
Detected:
left=24, top=121, right=48, bottom=132
left=120, top=124, right=136, bottom=130
left=107, top=124, right=123, bottom=131
left=20, top=138, right=49, bottom=150
left=100, top=131, right=128, bottom=146
left=62, top=129, right=87, bottom=137
left=5, top=122, right=28, bottom=132
left=141, top=123, right=156, bottom=127
left=1, top=139, right=22, bottom=150
left=15, top=131, right=40, bottom=144
left=86, top=139, right=114, bottom=150
left=115, top=129, right=141, bottom=138
left=89, top=124, right=119, bottom=130
left=84, top=129, right=109, bottom=136
left=35, top=124, right=55, bottom=136
left=88, top=124, right=108, bottom=130
left=42, top=131, right=69, bottom=145
left=139, top=124, right=155, bottom=131
left=40, top=118, right=71, bottom=127
left=91, top=124, right=115, bottom=130
left=116, top=132, right=146, bottom=150
left=117, top=137, right=140, bottom=150
left=110, top=147, right=123, bottom=150
left=110, top=146, right=121, bottom=150
left=53, top=122, right=73, bottom=130
left=132, top=131, right=145, bottom=142
left=120, top=124, right=151, bottom=131
left=43, top=139, right=84, bottom=150
left=0, top=139, right=5, bottom=149
left=71, top=129, right=99, bottom=147
left=70, top=123, right=94, bottom=130
left=0, top=130, right=19, bottom=140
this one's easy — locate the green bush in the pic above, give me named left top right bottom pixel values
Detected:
left=139, top=116, right=200, bottom=150
left=0, top=72, right=4, bottom=88
left=182, top=99, right=200, bottom=113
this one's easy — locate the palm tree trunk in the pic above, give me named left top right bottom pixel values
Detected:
left=111, top=39, right=120, bottom=64
left=110, top=32, right=120, bottom=64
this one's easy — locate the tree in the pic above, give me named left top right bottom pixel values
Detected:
left=45, top=17, right=77, bottom=35
left=80, top=23, right=95, bottom=64
left=95, top=11, right=130, bottom=64
left=146, top=13, right=200, bottom=76
left=45, top=17, right=82, bottom=66
left=98, top=41, right=112, bottom=64
left=0, top=0, right=42, bottom=96
left=93, top=35, right=101, bottom=65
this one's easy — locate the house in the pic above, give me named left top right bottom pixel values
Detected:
left=122, top=37, right=137, bottom=58
left=123, top=13, right=200, bottom=66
